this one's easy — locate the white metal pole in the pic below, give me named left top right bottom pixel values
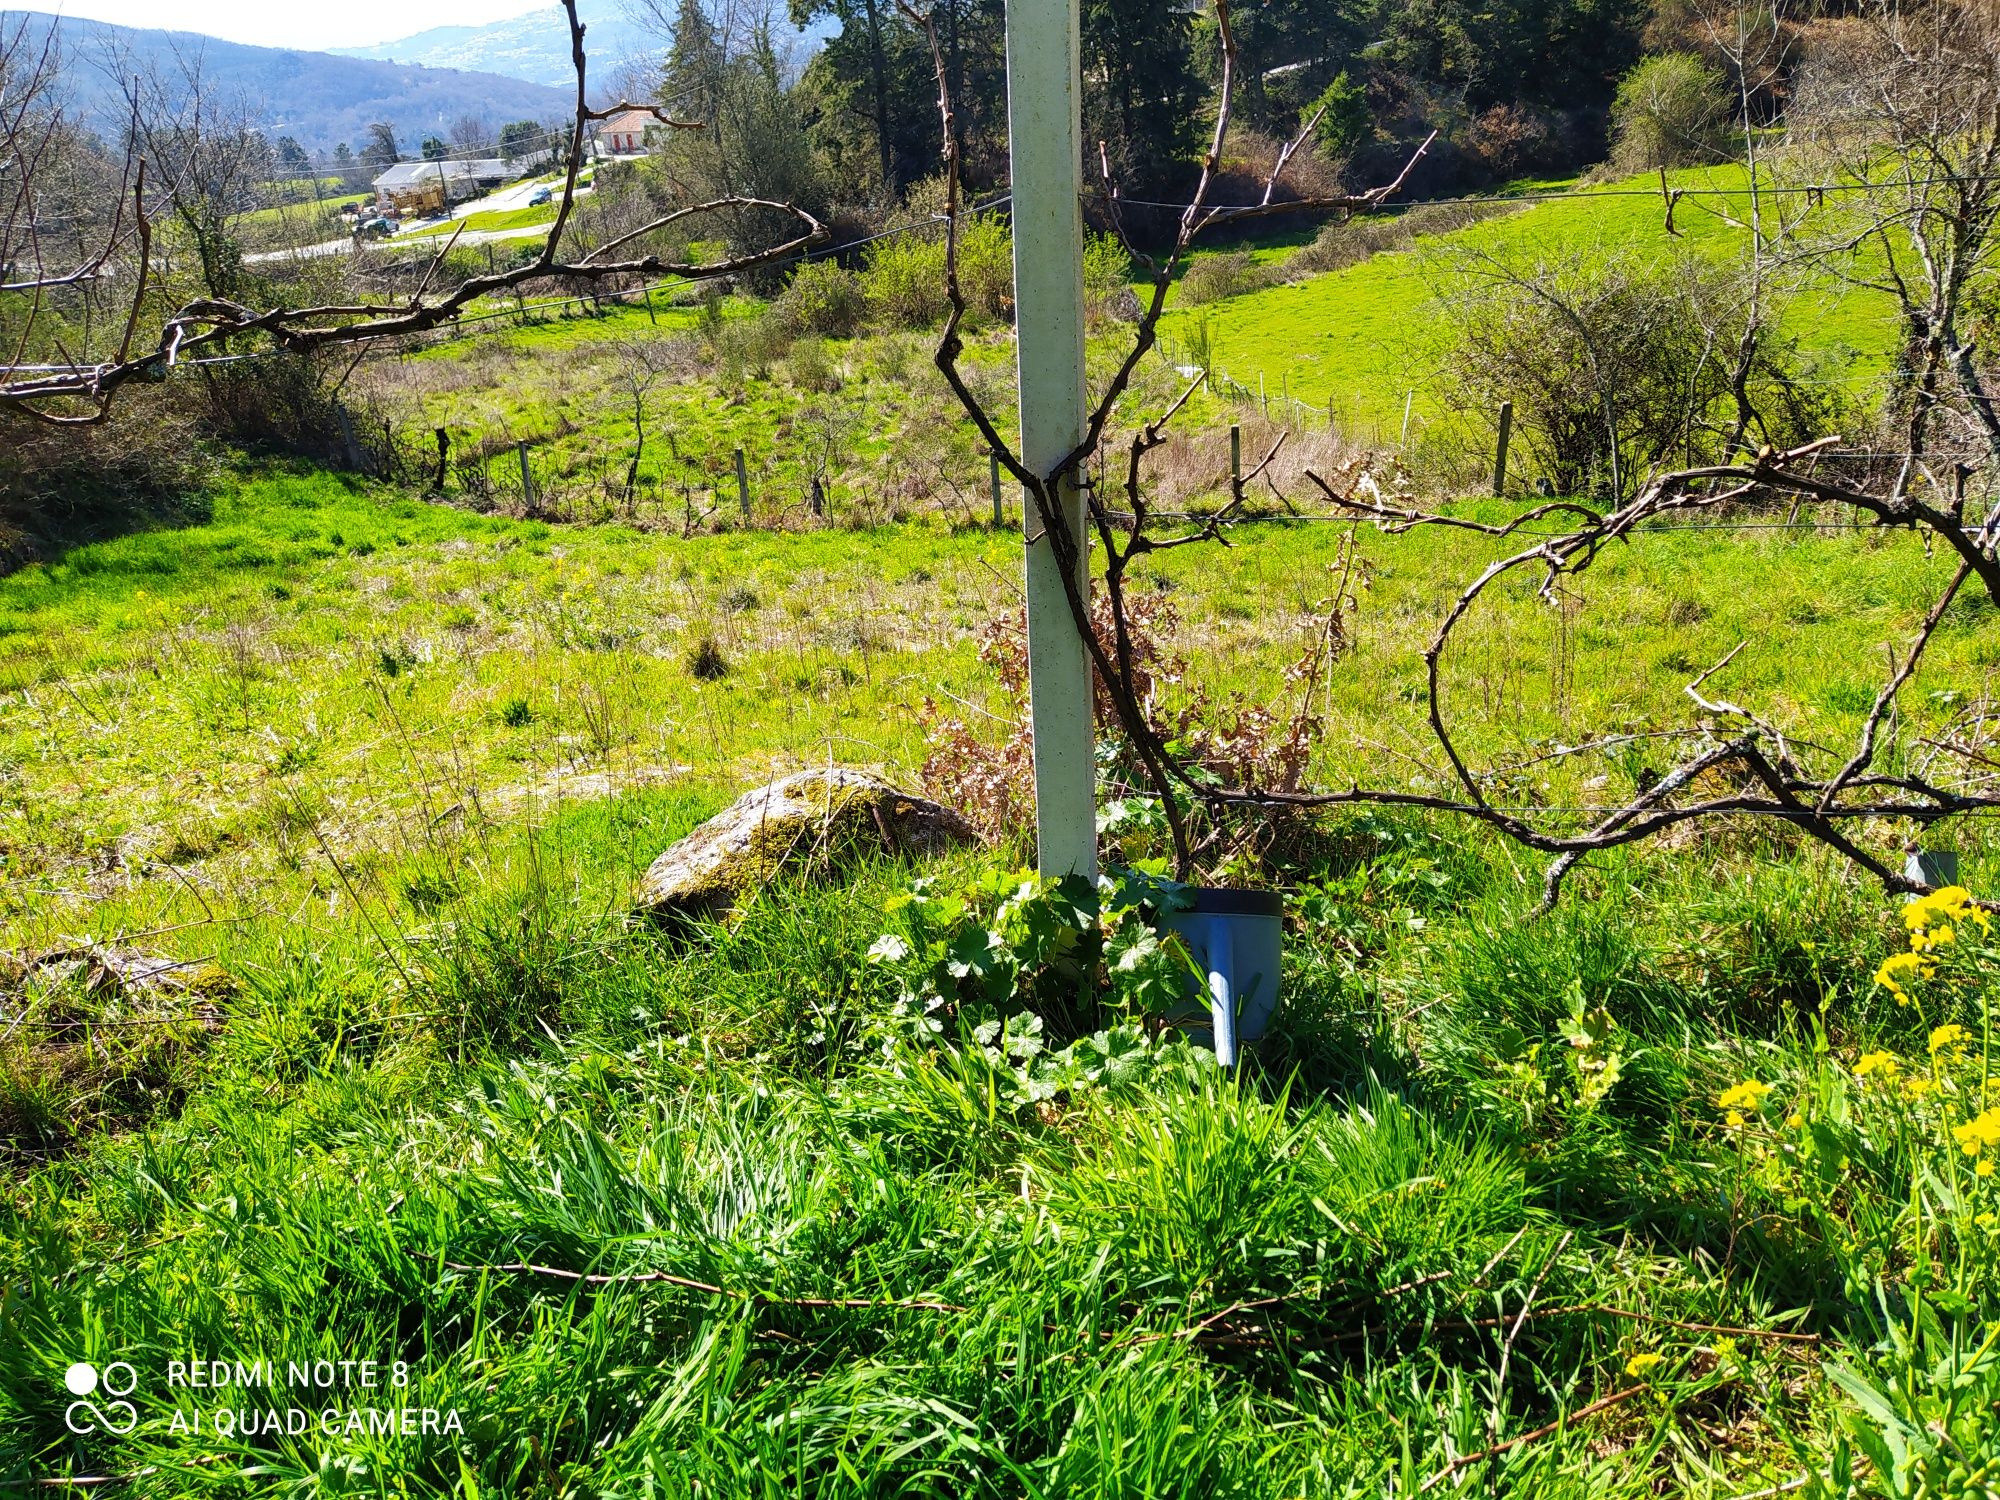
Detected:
left=1005, top=0, right=1096, bottom=882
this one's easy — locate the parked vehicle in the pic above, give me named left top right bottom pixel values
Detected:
left=527, top=185, right=553, bottom=207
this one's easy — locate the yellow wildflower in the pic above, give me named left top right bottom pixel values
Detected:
left=1725, top=1110, right=1745, bottom=1129
left=1930, top=1023, right=1970, bottom=1058
left=1625, top=1352, right=1665, bottom=1377
left=1906, top=886, right=1973, bottom=930
left=1904, top=1075, right=1935, bottom=1100
left=1979, top=1160, right=1996, bottom=1179
left=1979, top=1213, right=1999, bottom=1231
left=1712, top=1338, right=1740, bottom=1363
left=1785, top=1112, right=1805, bottom=1130
left=1905, top=887, right=1990, bottom=946
left=1874, top=951, right=1933, bottom=1002
left=1854, top=1050, right=1901, bottom=1081
left=1952, top=1107, right=2000, bottom=1160
left=1718, top=1079, right=1773, bottom=1112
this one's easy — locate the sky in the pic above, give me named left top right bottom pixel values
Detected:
left=5, top=1, right=540, bottom=52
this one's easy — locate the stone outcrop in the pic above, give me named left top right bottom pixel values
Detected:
left=635, top=768, right=975, bottom=918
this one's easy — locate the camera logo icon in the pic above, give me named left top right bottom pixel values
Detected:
left=63, top=1362, right=139, bottom=1436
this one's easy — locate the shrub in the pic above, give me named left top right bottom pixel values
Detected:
left=861, top=208, right=1012, bottom=330
left=861, top=235, right=950, bottom=329
left=688, top=634, right=730, bottom=681
left=1084, top=232, right=1133, bottom=320
left=787, top=336, right=841, bottom=394
left=956, top=213, right=1014, bottom=324
left=1430, top=247, right=1850, bottom=496
left=1285, top=201, right=1522, bottom=281
left=713, top=310, right=791, bottom=387
left=1611, top=52, right=1732, bottom=171
left=1309, top=72, right=1371, bottom=159
left=776, top=259, right=865, bottom=338
left=1176, top=251, right=1268, bottom=306
left=1466, top=103, right=1563, bottom=179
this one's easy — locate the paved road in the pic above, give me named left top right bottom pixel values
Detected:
left=244, top=178, right=581, bottom=265
left=244, top=218, right=562, bottom=265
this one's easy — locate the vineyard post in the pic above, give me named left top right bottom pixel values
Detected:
left=1493, top=400, right=1514, bottom=496
left=990, top=452, right=1004, bottom=527
left=734, top=447, right=751, bottom=524
left=1005, top=0, right=1097, bottom=881
left=517, top=440, right=535, bottom=509
left=1230, top=423, right=1242, bottom=503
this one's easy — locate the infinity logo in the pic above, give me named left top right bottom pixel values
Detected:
left=63, top=1362, right=138, bottom=1436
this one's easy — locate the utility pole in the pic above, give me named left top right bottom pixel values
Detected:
left=1006, top=0, right=1095, bottom=882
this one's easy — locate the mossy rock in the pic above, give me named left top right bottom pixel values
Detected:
left=635, top=768, right=976, bottom=919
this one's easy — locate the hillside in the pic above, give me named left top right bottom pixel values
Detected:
left=331, top=0, right=834, bottom=88
left=0, top=10, right=573, bottom=155
left=329, top=0, right=657, bottom=90
left=1161, top=167, right=1902, bottom=433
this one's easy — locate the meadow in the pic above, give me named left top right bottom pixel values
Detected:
left=4, top=170, right=1999, bottom=1497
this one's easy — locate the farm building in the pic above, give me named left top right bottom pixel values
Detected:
left=372, top=158, right=510, bottom=215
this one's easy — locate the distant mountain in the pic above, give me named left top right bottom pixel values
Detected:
left=334, top=1, right=833, bottom=91
left=1, top=10, right=576, bottom=157
left=330, top=0, right=658, bottom=90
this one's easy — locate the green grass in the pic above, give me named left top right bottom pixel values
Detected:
left=1159, top=165, right=1903, bottom=431
left=3, top=463, right=1998, bottom=1491
left=403, top=205, right=559, bottom=240
left=7, top=162, right=1997, bottom=1495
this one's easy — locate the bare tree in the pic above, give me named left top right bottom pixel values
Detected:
left=904, top=0, right=2000, bottom=905
left=1787, top=0, right=2000, bottom=473
left=0, top=0, right=828, bottom=425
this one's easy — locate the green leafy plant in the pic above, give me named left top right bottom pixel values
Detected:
left=867, top=863, right=1205, bottom=1038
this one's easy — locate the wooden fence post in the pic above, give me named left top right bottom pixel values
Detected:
left=517, top=440, right=535, bottom=509
left=1230, top=423, right=1242, bottom=503
left=335, top=405, right=364, bottom=472
left=1493, top=400, right=1514, bottom=497
left=734, top=447, right=751, bottom=525
left=990, top=452, right=1004, bottom=527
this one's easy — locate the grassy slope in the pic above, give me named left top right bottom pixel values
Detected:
left=1162, top=166, right=1903, bottom=430
left=5, top=473, right=1998, bottom=1495
left=402, top=204, right=559, bottom=239
left=5, top=472, right=1995, bottom=1492
left=6, top=177, right=1996, bottom=1495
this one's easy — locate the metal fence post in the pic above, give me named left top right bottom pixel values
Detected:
left=517, top=439, right=535, bottom=509
left=1493, top=400, right=1514, bottom=497
left=734, top=447, right=751, bottom=524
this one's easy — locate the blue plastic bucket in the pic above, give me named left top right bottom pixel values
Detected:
left=1162, top=888, right=1284, bottom=1067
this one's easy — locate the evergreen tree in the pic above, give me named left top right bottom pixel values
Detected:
left=1083, top=0, right=1202, bottom=195
left=666, top=0, right=725, bottom=121
left=274, top=136, right=312, bottom=180
left=360, top=122, right=401, bottom=168
left=332, top=141, right=359, bottom=188
left=498, top=120, right=548, bottom=167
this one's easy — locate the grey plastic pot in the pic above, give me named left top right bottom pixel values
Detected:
left=1161, top=887, right=1284, bottom=1068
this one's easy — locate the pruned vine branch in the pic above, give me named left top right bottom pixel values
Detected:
left=904, top=0, right=2000, bottom=905
left=0, top=0, right=828, bottom=425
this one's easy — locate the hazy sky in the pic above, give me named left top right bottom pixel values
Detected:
left=8, top=1, right=540, bottom=51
